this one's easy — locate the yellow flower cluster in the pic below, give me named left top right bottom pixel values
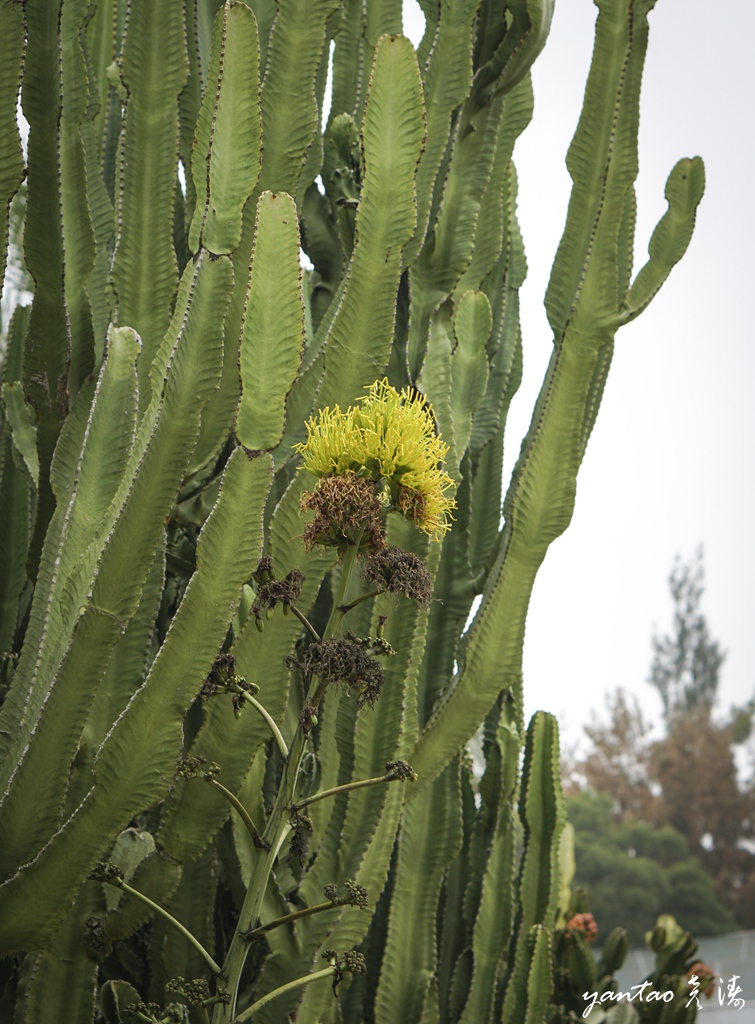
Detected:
left=295, top=379, right=455, bottom=538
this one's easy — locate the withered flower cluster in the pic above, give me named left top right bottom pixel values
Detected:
left=363, top=546, right=433, bottom=605
left=300, top=473, right=385, bottom=555
left=289, top=810, right=314, bottom=865
left=286, top=635, right=386, bottom=709
left=252, top=565, right=305, bottom=620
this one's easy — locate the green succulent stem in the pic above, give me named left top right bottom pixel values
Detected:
left=204, top=776, right=269, bottom=849
left=104, top=878, right=224, bottom=978
left=213, top=534, right=364, bottom=1022
left=291, top=771, right=403, bottom=812
left=234, top=965, right=337, bottom=1023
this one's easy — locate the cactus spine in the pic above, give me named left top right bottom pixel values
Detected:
left=0, top=1, right=703, bottom=1022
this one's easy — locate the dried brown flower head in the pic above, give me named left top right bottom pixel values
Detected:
left=286, top=636, right=386, bottom=709
left=363, top=547, right=433, bottom=605
left=300, top=472, right=385, bottom=555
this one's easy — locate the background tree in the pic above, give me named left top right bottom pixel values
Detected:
left=649, top=549, right=726, bottom=720
left=567, top=790, right=735, bottom=946
left=577, top=688, right=655, bottom=820
left=648, top=551, right=755, bottom=923
left=571, top=551, right=755, bottom=932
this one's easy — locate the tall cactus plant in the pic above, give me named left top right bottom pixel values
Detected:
left=0, top=1, right=704, bottom=1022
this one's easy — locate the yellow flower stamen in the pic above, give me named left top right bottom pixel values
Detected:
left=294, top=379, right=456, bottom=539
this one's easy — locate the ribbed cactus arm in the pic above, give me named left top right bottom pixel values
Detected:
left=0, top=312, right=33, bottom=681
left=515, top=712, right=566, bottom=934
left=407, top=90, right=506, bottom=379
left=59, top=0, right=98, bottom=397
left=316, top=33, right=425, bottom=410
left=0, top=0, right=24, bottom=297
left=374, top=760, right=463, bottom=1024
left=329, top=0, right=403, bottom=126
left=402, top=0, right=481, bottom=265
left=236, top=192, right=306, bottom=452
left=111, top=0, right=188, bottom=405
left=188, top=0, right=261, bottom=255
left=621, top=156, right=706, bottom=322
left=406, top=1, right=547, bottom=379
left=0, top=248, right=235, bottom=913
left=14, top=884, right=104, bottom=1024
left=407, top=0, right=704, bottom=794
left=21, top=1, right=73, bottom=578
left=0, top=447, right=271, bottom=955
left=0, top=329, right=140, bottom=791
left=257, top=0, right=339, bottom=195
left=457, top=698, right=520, bottom=1023
left=188, top=0, right=335, bottom=474
left=328, top=0, right=366, bottom=125
left=84, top=0, right=118, bottom=160
left=0, top=328, right=142, bottom=878
left=501, top=713, right=564, bottom=1024
left=544, top=0, right=650, bottom=338
left=474, top=0, right=554, bottom=101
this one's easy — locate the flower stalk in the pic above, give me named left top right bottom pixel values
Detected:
left=288, top=603, right=321, bottom=641
left=204, top=776, right=269, bottom=849
left=98, top=873, right=224, bottom=978
left=212, top=536, right=365, bottom=1023
left=291, top=765, right=415, bottom=813
left=239, top=691, right=290, bottom=758
left=233, top=966, right=337, bottom=1023
left=244, top=900, right=339, bottom=940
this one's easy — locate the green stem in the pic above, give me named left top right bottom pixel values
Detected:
left=233, top=966, right=336, bottom=1023
left=289, top=603, right=320, bottom=640
left=339, top=588, right=380, bottom=613
left=292, top=772, right=395, bottom=812
left=323, top=538, right=362, bottom=641
left=205, top=776, right=269, bottom=849
left=113, top=878, right=224, bottom=977
left=244, top=899, right=339, bottom=939
left=196, top=1005, right=211, bottom=1024
left=212, top=536, right=364, bottom=1024
left=242, top=692, right=289, bottom=758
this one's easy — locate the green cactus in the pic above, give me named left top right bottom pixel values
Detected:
left=549, top=904, right=705, bottom=1024
left=0, top=1, right=704, bottom=1022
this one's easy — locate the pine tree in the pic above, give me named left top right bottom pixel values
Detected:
left=649, top=548, right=725, bottom=720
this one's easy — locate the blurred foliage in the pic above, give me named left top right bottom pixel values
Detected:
left=569, top=552, right=755, bottom=932
left=567, top=791, right=736, bottom=945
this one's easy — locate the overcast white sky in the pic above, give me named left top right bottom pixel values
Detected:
left=399, top=0, right=755, bottom=749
